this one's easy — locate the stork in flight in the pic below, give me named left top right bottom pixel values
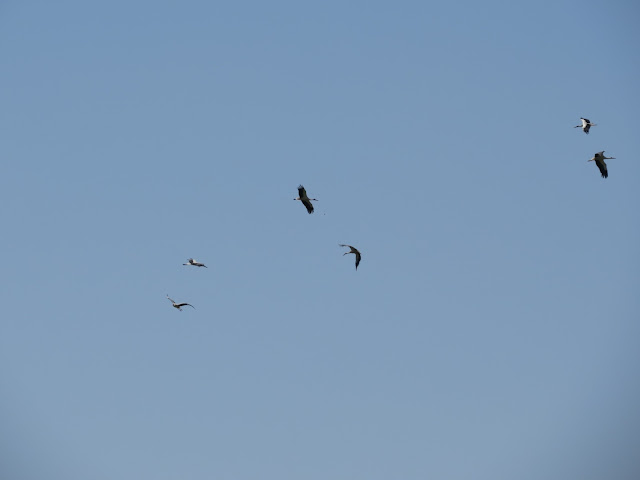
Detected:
left=167, top=295, right=195, bottom=311
left=340, top=244, right=362, bottom=270
left=588, top=151, right=615, bottom=178
left=183, top=258, right=207, bottom=268
left=294, top=185, right=317, bottom=214
left=575, top=118, right=597, bottom=134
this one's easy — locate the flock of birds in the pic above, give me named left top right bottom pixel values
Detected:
left=575, top=117, right=616, bottom=178
left=167, top=186, right=362, bottom=312
left=167, top=117, right=613, bottom=312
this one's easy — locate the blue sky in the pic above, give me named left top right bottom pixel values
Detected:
left=1, top=1, right=639, bottom=479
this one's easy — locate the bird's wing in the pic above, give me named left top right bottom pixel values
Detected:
left=298, top=185, right=306, bottom=197
left=584, top=124, right=590, bottom=133
left=596, top=159, right=608, bottom=178
left=339, top=244, right=353, bottom=250
left=355, top=251, right=361, bottom=270
left=179, top=303, right=195, bottom=309
left=583, top=118, right=590, bottom=125
left=302, top=199, right=314, bottom=214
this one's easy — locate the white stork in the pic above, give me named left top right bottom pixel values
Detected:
left=340, top=244, right=362, bottom=270
left=167, top=295, right=195, bottom=311
left=183, top=258, right=207, bottom=268
left=588, top=151, right=615, bottom=178
left=575, top=117, right=597, bottom=134
left=294, top=185, right=317, bottom=214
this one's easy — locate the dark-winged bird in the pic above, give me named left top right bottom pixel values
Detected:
left=294, top=185, right=317, bottom=214
left=340, top=244, right=361, bottom=270
left=588, top=151, right=615, bottom=178
left=575, top=117, right=597, bottom=134
left=183, top=258, right=207, bottom=268
left=167, top=295, right=195, bottom=311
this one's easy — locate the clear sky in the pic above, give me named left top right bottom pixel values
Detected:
left=1, top=1, right=639, bottom=479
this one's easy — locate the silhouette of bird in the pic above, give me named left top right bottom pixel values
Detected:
left=167, top=295, right=195, bottom=311
left=183, top=258, right=207, bottom=268
left=340, top=244, right=361, bottom=270
left=294, top=185, right=317, bottom=214
left=588, top=151, right=615, bottom=178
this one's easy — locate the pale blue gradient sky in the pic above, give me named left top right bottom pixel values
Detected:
left=1, top=1, right=639, bottom=479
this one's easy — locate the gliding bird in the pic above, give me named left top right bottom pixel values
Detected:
left=575, top=117, right=596, bottom=134
left=588, top=151, right=615, bottom=178
left=340, top=244, right=362, bottom=270
left=294, top=185, right=317, bottom=214
left=167, top=295, right=195, bottom=311
left=183, top=258, right=207, bottom=268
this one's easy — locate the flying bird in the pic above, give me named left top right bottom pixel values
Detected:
left=575, top=117, right=597, bottom=134
left=183, top=258, right=207, bottom=268
left=294, top=185, right=317, bottom=214
left=340, top=244, right=361, bottom=270
left=167, top=295, right=195, bottom=311
left=588, top=151, right=615, bottom=178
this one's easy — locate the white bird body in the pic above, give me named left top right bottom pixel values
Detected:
left=167, top=295, right=195, bottom=311
left=588, top=151, right=615, bottom=178
left=183, top=258, right=207, bottom=268
left=340, top=244, right=362, bottom=270
left=575, top=117, right=596, bottom=134
left=294, top=185, right=317, bottom=214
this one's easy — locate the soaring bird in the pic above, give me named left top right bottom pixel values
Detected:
left=575, top=117, right=597, bottom=134
left=294, top=185, right=317, bottom=214
left=588, top=151, right=615, bottom=178
left=167, top=295, right=195, bottom=311
left=183, top=258, right=207, bottom=268
left=340, top=244, right=361, bottom=270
